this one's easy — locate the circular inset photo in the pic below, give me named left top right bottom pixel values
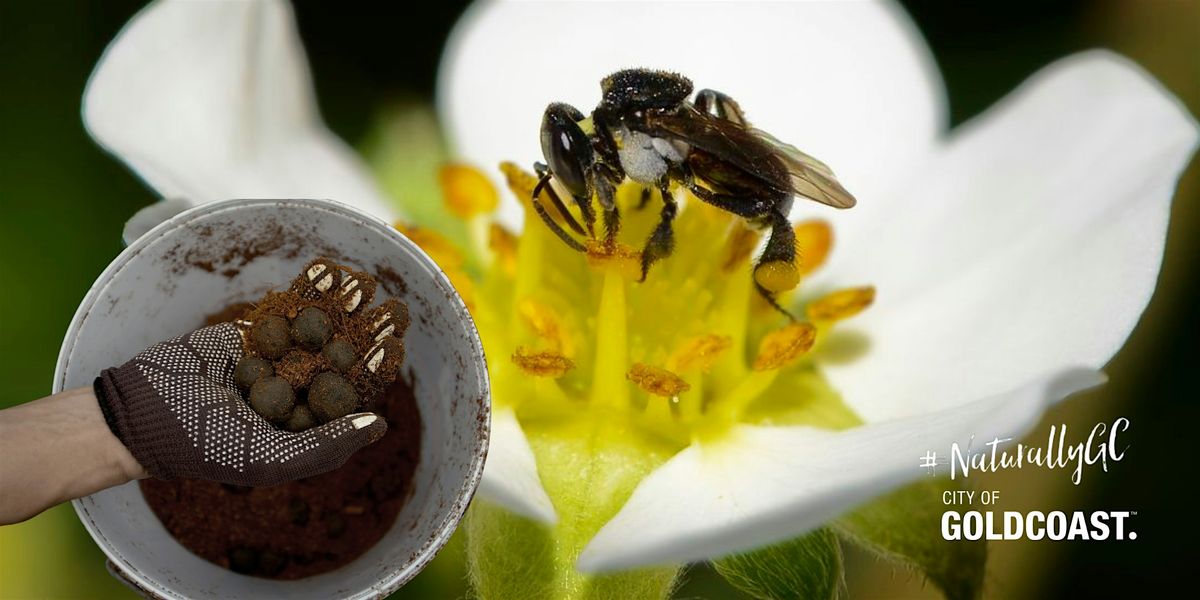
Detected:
left=54, top=198, right=489, bottom=599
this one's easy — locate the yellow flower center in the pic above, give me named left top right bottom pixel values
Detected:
left=398, top=163, right=873, bottom=450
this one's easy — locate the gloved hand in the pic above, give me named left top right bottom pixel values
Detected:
left=93, top=323, right=387, bottom=487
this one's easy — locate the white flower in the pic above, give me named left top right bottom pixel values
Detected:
left=86, top=0, right=1197, bottom=575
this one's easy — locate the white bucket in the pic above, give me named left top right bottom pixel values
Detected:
left=53, top=199, right=490, bottom=599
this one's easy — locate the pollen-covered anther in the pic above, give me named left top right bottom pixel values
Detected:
left=753, top=322, right=817, bottom=371
left=439, top=163, right=499, bottom=218
left=512, top=346, right=574, bottom=377
left=518, top=298, right=567, bottom=352
left=794, top=220, right=833, bottom=276
left=807, top=286, right=876, bottom=322
left=671, top=334, right=732, bottom=372
left=626, top=363, right=691, bottom=397
left=754, top=259, right=801, bottom=293
left=584, top=239, right=642, bottom=279
left=721, top=224, right=760, bottom=272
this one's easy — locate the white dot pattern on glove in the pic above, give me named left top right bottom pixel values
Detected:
left=122, top=324, right=372, bottom=483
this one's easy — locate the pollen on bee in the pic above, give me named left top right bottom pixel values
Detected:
left=806, top=286, right=875, bottom=322
left=439, top=163, right=499, bottom=218
left=722, top=224, right=760, bottom=273
left=518, top=298, right=568, bottom=353
left=671, top=334, right=732, bottom=372
left=512, top=346, right=574, bottom=377
left=627, top=363, right=691, bottom=397
left=753, top=322, right=817, bottom=371
left=753, top=259, right=801, bottom=293
left=794, top=220, right=833, bottom=276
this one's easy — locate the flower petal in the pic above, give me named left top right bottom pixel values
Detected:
left=820, top=51, right=1199, bottom=421
left=84, top=0, right=395, bottom=230
left=477, top=407, right=557, bottom=524
left=577, top=368, right=1103, bottom=572
left=439, top=0, right=945, bottom=230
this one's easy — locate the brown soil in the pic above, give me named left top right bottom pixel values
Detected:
left=140, top=305, right=423, bottom=580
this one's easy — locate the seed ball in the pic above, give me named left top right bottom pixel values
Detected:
left=251, top=315, right=292, bottom=359
left=283, top=405, right=316, bottom=432
left=308, top=372, right=360, bottom=423
left=234, top=356, right=273, bottom=392
left=276, top=349, right=322, bottom=389
left=290, top=307, right=332, bottom=351
left=321, top=339, right=357, bottom=373
left=249, top=376, right=295, bottom=423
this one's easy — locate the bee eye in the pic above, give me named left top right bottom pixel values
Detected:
left=540, top=103, right=592, bottom=197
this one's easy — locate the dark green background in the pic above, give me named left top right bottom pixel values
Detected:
left=1, top=1, right=1196, bottom=598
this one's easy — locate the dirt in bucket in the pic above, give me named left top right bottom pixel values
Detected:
left=139, top=302, right=423, bottom=580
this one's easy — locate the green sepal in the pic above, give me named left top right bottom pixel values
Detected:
left=833, top=478, right=986, bottom=600
left=464, top=415, right=680, bottom=600
left=712, top=528, right=843, bottom=600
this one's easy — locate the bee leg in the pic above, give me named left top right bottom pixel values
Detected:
left=636, top=187, right=652, bottom=210
left=684, top=181, right=771, bottom=218
left=638, top=181, right=678, bottom=282
left=532, top=195, right=587, bottom=252
left=531, top=173, right=587, bottom=252
left=753, top=210, right=799, bottom=320
left=592, top=169, right=620, bottom=246
left=533, top=171, right=587, bottom=236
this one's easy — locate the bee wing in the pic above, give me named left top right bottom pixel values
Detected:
left=645, top=109, right=856, bottom=209
left=748, top=127, right=856, bottom=209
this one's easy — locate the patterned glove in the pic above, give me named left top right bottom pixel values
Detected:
left=93, top=323, right=387, bottom=486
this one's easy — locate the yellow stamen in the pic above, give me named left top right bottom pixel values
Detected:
left=591, top=272, right=630, bottom=408
left=501, top=162, right=544, bottom=213
left=753, top=322, right=817, bottom=371
left=807, top=286, right=876, bottom=322
left=518, top=298, right=568, bottom=354
left=670, top=334, right=732, bottom=373
left=794, top=220, right=833, bottom=276
left=754, top=260, right=800, bottom=293
left=512, top=346, right=574, bottom=377
left=721, top=224, right=760, bottom=273
left=627, top=363, right=691, bottom=397
left=488, top=223, right=519, bottom=276
left=439, top=163, right=499, bottom=218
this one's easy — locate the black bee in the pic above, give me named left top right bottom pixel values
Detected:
left=532, top=68, right=856, bottom=315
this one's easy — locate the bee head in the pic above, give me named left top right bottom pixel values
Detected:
left=540, top=103, right=593, bottom=197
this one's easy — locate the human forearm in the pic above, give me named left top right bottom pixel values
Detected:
left=0, top=386, right=146, bottom=524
